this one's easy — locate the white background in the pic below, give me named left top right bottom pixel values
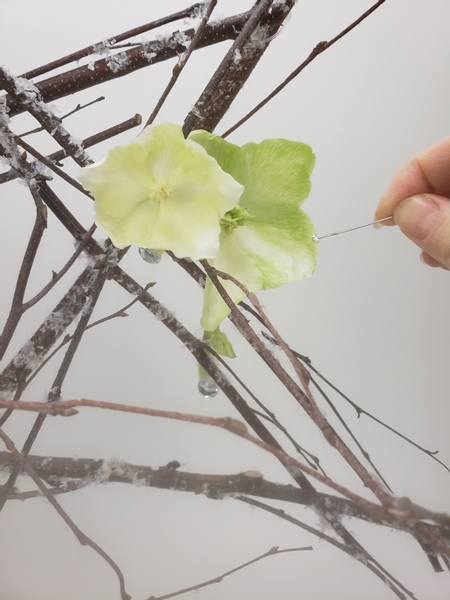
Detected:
left=1, top=1, right=450, bottom=599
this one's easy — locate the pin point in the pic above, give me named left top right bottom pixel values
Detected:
left=312, top=216, right=392, bottom=242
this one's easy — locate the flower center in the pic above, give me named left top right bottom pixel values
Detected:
left=220, top=205, right=254, bottom=235
left=149, top=180, right=171, bottom=202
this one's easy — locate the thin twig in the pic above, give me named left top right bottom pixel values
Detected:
left=144, top=0, right=218, bottom=127
left=13, top=134, right=92, bottom=197
left=21, top=281, right=155, bottom=390
left=0, top=114, right=142, bottom=185
left=146, top=545, right=313, bottom=600
left=198, top=340, right=324, bottom=474
left=20, top=96, right=105, bottom=136
left=183, top=0, right=296, bottom=135
left=0, top=429, right=131, bottom=600
left=208, top=265, right=394, bottom=506
left=222, top=0, right=387, bottom=137
left=18, top=4, right=204, bottom=80
left=0, top=183, right=47, bottom=361
left=0, top=249, right=123, bottom=509
left=309, top=373, right=392, bottom=491
left=237, top=496, right=414, bottom=600
left=262, top=331, right=450, bottom=475
left=21, top=225, right=97, bottom=312
left=0, top=396, right=407, bottom=525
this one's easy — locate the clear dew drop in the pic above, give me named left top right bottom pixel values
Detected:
left=198, top=379, right=219, bottom=398
left=139, top=247, right=162, bottom=264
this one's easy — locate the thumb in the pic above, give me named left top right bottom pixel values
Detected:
left=393, top=194, right=450, bottom=269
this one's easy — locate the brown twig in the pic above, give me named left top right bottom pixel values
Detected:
left=144, top=0, right=218, bottom=127
left=21, top=281, right=155, bottom=390
left=0, top=429, right=131, bottom=600
left=2, top=9, right=271, bottom=117
left=146, top=545, right=313, bottom=600
left=197, top=340, right=323, bottom=473
left=0, top=396, right=410, bottom=525
left=183, top=0, right=296, bottom=135
left=0, top=66, right=91, bottom=166
left=237, top=496, right=415, bottom=600
left=20, top=96, right=105, bottom=136
left=262, top=331, right=450, bottom=475
left=208, top=265, right=394, bottom=507
left=222, top=0, right=387, bottom=137
left=13, top=134, right=92, bottom=197
left=0, top=183, right=47, bottom=361
left=18, top=4, right=205, bottom=80
left=21, top=225, right=97, bottom=313
left=0, top=247, right=124, bottom=509
left=0, top=114, right=142, bottom=185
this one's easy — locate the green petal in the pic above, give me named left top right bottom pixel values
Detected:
left=78, top=123, right=244, bottom=258
left=204, top=328, right=236, bottom=359
left=189, top=131, right=315, bottom=211
left=191, top=130, right=318, bottom=331
left=201, top=218, right=317, bottom=331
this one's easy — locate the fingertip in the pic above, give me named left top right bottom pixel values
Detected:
left=420, top=251, right=450, bottom=270
left=373, top=214, right=395, bottom=229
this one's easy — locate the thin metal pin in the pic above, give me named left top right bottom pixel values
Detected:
left=312, top=216, right=392, bottom=242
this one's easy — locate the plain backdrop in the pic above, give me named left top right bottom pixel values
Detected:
left=1, top=1, right=450, bottom=599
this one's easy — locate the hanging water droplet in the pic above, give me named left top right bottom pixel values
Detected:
left=198, top=379, right=219, bottom=398
left=139, top=247, right=162, bottom=264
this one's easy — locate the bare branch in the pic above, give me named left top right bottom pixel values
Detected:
left=0, top=263, right=104, bottom=402
left=21, top=225, right=97, bottom=312
left=20, top=96, right=106, bottom=136
left=18, top=4, right=205, bottom=80
left=0, top=66, right=92, bottom=166
left=183, top=0, right=296, bottom=135
left=3, top=9, right=280, bottom=117
left=146, top=545, right=313, bottom=600
left=222, top=0, right=387, bottom=137
left=0, top=183, right=47, bottom=361
left=262, top=332, right=450, bottom=475
left=237, top=496, right=415, bottom=600
left=0, top=429, right=131, bottom=600
left=4, top=394, right=447, bottom=537
left=144, top=0, right=218, bottom=127
left=0, top=114, right=142, bottom=185
left=207, top=265, right=394, bottom=506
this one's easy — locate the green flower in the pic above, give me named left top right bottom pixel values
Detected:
left=78, top=123, right=244, bottom=259
left=188, top=131, right=318, bottom=333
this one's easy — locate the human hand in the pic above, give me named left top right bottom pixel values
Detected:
left=375, top=135, right=450, bottom=270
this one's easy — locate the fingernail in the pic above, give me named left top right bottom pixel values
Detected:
left=394, top=195, right=441, bottom=239
left=373, top=215, right=393, bottom=229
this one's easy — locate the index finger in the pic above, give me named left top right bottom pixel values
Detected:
left=375, top=135, right=450, bottom=221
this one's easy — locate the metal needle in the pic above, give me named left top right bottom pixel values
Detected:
left=312, top=216, right=392, bottom=242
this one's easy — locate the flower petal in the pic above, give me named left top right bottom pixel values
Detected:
left=190, top=130, right=318, bottom=331
left=205, top=327, right=236, bottom=359
left=78, top=123, right=244, bottom=258
left=201, top=218, right=317, bottom=331
left=189, top=131, right=315, bottom=211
